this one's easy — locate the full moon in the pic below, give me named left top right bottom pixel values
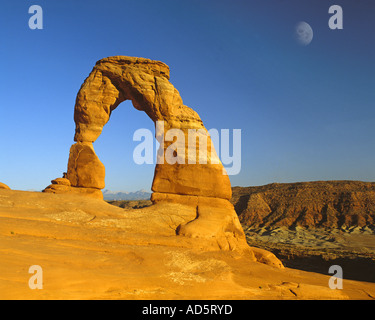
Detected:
left=295, top=21, right=313, bottom=46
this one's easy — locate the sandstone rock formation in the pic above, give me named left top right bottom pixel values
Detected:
left=42, top=56, right=282, bottom=266
left=231, top=180, right=375, bottom=229
left=0, top=182, right=10, bottom=190
left=66, top=142, right=105, bottom=189
left=231, top=181, right=375, bottom=283
left=45, top=56, right=231, bottom=200
left=3, top=189, right=372, bottom=299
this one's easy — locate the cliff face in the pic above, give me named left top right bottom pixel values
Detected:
left=231, top=181, right=375, bottom=229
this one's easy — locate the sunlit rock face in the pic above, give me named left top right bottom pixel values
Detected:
left=42, top=56, right=283, bottom=266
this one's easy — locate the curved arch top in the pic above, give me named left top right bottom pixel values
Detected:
left=74, top=56, right=204, bottom=143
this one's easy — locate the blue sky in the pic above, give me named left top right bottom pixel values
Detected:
left=1, top=0, right=374, bottom=192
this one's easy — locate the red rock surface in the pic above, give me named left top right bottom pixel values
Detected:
left=0, top=182, right=10, bottom=190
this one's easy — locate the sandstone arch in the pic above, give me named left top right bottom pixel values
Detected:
left=43, top=56, right=282, bottom=266
left=45, top=56, right=232, bottom=202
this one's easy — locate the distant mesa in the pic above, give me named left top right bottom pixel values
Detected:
left=41, top=55, right=282, bottom=267
left=0, top=182, right=10, bottom=190
left=232, top=180, right=375, bottom=230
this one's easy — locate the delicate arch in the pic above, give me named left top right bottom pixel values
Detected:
left=43, top=56, right=285, bottom=266
left=64, top=56, right=231, bottom=201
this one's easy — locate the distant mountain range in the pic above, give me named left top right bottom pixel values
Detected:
left=102, top=189, right=152, bottom=201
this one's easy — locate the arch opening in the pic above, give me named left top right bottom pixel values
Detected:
left=94, top=99, right=155, bottom=194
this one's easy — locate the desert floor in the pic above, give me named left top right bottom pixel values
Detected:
left=1, top=189, right=374, bottom=300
